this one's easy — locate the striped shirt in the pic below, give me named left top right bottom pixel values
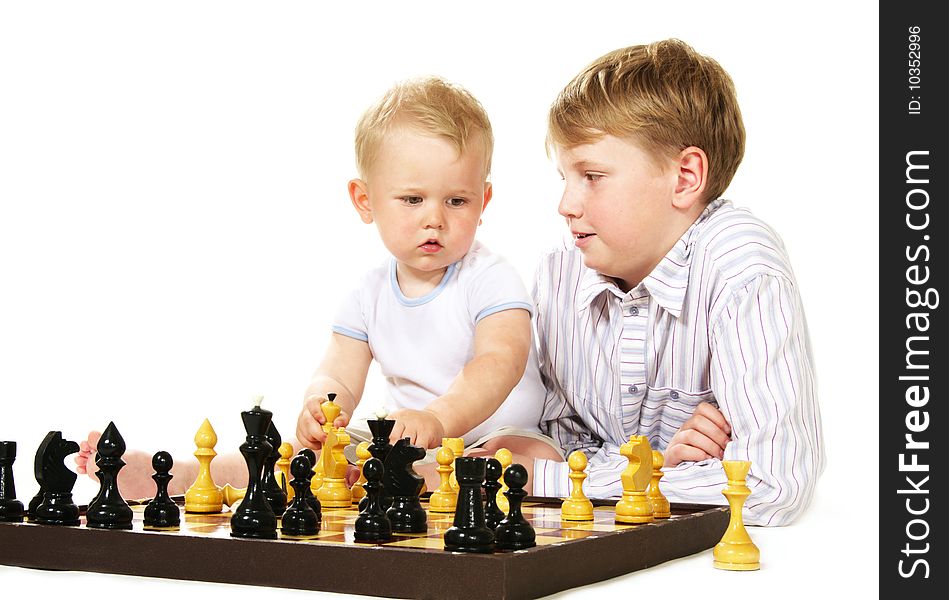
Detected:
left=531, top=199, right=825, bottom=526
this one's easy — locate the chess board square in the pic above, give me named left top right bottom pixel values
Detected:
left=385, top=537, right=445, bottom=550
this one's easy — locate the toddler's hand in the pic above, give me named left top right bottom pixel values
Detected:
left=296, top=395, right=351, bottom=451
left=388, top=409, right=445, bottom=449
left=664, top=401, right=731, bottom=467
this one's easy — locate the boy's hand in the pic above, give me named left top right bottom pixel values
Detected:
left=296, top=395, right=351, bottom=450
left=388, top=408, right=445, bottom=450
left=664, top=401, right=731, bottom=467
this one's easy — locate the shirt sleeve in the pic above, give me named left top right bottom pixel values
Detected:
left=660, top=274, right=824, bottom=526
left=331, top=284, right=369, bottom=342
left=464, top=252, right=535, bottom=323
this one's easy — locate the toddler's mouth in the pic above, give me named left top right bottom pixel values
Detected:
left=420, top=239, right=443, bottom=252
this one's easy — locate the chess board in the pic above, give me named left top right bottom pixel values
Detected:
left=0, top=496, right=729, bottom=599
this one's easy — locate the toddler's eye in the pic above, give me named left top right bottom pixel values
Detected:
left=447, top=197, right=468, bottom=207
left=584, top=173, right=603, bottom=182
left=400, top=196, right=423, bottom=205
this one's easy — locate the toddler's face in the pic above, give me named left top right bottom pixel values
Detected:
left=554, top=135, right=678, bottom=290
left=356, top=127, right=490, bottom=283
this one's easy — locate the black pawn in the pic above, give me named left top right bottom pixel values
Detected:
left=483, top=458, right=505, bottom=530
left=33, top=431, right=81, bottom=526
left=296, top=449, right=322, bottom=519
left=143, top=451, right=180, bottom=529
left=86, top=422, right=133, bottom=530
left=354, top=458, right=391, bottom=542
left=0, top=441, right=25, bottom=522
left=262, top=421, right=288, bottom=517
left=494, top=464, right=535, bottom=551
left=281, top=456, right=320, bottom=537
left=444, top=457, right=494, bottom=553
left=384, top=438, right=427, bottom=533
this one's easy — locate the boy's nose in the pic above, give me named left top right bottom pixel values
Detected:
left=558, top=189, right=581, bottom=219
left=423, top=203, right=445, bottom=229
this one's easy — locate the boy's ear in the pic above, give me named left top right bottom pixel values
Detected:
left=672, top=146, right=708, bottom=210
left=479, top=182, right=493, bottom=225
left=349, top=179, right=374, bottom=224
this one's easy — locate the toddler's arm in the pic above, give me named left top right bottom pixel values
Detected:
left=390, top=308, right=531, bottom=448
left=296, top=332, right=372, bottom=450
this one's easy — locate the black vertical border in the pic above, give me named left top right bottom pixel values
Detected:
left=880, top=1, right=944, bottom=595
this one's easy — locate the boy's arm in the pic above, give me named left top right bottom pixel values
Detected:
left=660, top=274, right=824, bottom=526
left=391, top=308, right=531, bottom=449
left=296, top=332, right=372, bottom=450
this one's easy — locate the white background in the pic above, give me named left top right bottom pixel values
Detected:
left=1, top=1, right=878, bottom=598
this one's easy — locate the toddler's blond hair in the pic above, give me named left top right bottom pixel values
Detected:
left=355, top=76, right=493, bottom=180
left=548, top=39, right=745, bottom=202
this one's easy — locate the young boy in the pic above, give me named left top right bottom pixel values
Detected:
left=529, top=40, right=824, bottom=526
left=294, top=77, right=563, bottom=479
left=76, top=77, right=562, bottom=497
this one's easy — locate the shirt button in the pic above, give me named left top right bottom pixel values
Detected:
left=627, top=385, right=638, bottom=394
left=627, top=306, right=639, bottom=316
left=670, top=390, right=680, bottom=399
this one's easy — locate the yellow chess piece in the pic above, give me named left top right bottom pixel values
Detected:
left=444, top=437, right=464, bottom=493
left=351, top=441, right=371, bottom=505
left=615, top=436, right=653, bottom=524
left=648, top=449, right=671, bottom=518
left=316, top=397, right=352, bottom=508
left=429, top=445, right=458, bottom=513
left=221, top=483, right=246, bottom=507
left=561, top=450, right=594, bottom=521
left=184, top=419, right=224, bottom=513
left=277, top=442, right=294, bottom=501
left=713, top=460, right=760, bottom=571
left=494, top=447, right=513, bottom=514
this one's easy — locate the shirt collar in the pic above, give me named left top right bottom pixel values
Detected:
left=576, top=198, right=728, bottom=318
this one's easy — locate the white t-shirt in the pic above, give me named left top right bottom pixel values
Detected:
left=332, top=241, right=545, bottom=445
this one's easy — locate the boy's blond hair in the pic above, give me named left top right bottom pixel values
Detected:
left=355, top=76, right=494, bottom=180
left=548, top=39, right=745, bottom=202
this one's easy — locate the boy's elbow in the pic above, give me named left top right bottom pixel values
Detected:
left=746, top=465, right=821, bottom=527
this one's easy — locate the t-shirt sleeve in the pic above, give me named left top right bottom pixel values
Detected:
left=464, top=253, right=535, bottom=323
left=331, top=285, right=369, bottom=342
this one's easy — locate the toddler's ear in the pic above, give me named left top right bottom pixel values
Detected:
left=349, top=179, right=374, bottom=224
left=480, top=182, right=493, bottom=214
left=672, top=147, right=708, bottom=209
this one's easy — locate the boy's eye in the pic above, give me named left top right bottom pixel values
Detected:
left=584, top=172, right=603, bottom=182
left=447, top=197, right=468, bottom=207
left=400, top=196, right=423, bottom=205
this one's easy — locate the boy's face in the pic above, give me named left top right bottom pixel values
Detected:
left=555, top=135, right=689, bottom=291
left=351, top=127, right=491, bottom=284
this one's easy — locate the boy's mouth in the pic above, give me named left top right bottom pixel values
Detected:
left=419, top=239, right=443, bottom=253
left=573, top=231, right=595, bottom=248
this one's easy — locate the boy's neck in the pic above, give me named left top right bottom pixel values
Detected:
left=395, top=263, right=448, bottom=299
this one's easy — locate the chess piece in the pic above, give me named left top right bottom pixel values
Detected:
left=144, top=451, right=180, bottom=529
left=230, top=396, right=278, bottom=539
left=384, top=438, right=427, bottom=533
left=280, top=455, right=320, bottom=538
left=221, top=484, right=246, bottom=507
left=317, top=396, right=353, bottom=508
left=262, top=421, right=288, bottom=516
left=615, top=436, right=654, bottom=524
left=297, top=449, right=322, bottom=518
left=32, top=431, right=80, bottom=526
left=277, top=442, right=294, bottom=500
left=354, top=458, right=391, bottom=542
left=351, top=441, right=371, bottom=505
left=483, top=458, right=505, bottom=530
left=86, top=422, right=134, bottom=530
left=494, top=447, right=513, bottom=514
left=561, top=451, right=594, bottom=521
left=444, top=437, right=464, bottom=493
left=366, top=412, right=395, bottom=507
left=185, top=419, right=224, bottom=513
left=0, top=441, right=25, bottom=522
left=648, top=449, right=671, bottom=518
left=713, top=461, right=760, bottom=571
left=444, top=457, right=494, bottom=553
left=494, top=463, right=535, bottom=551
left=428, top=445, right=457, bottom=514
